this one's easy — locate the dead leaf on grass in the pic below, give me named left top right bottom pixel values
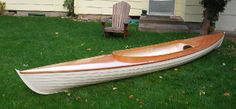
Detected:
left=55, top=32, right=59, bottom=35
left=112, top=87, right=117, bottom=90
left=199, top=90, right=206, bottom=96
left=224, top=92, right=230, bottom=96
left=139, top=100, right=144, bottom=105
left=67, top=92, right=71, bottom=96
left=86, top=48, right=92, bottom=51
left=174, top=68, right=178, bottom=71
left=222, top=62, right=226, bottom=66
left=80, top=43, right=85, bottom=46
left=76, top=96, right=81, bottom=101
left=139, top=105, right=143, bottom=108
left=233, top=67, right=236, bottom=71
left=23, top=64, right=28, bottom=67
left=128, top=95, right=134, bottom=99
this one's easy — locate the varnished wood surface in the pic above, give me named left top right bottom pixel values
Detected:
left=104, top=27, right=124, bottom=33
left=113, top=33, right=224, bottom=63
left=20, top=33, right=224, bottom=74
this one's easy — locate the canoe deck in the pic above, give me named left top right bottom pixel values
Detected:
left=20, top=33, right=224, bottom=74
left=113, top=33, right=223, bottom=62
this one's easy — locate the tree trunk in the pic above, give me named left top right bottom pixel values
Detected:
left=200, top=9, right=211, bottom=35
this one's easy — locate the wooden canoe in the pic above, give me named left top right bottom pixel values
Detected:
left=16, top=33, right=225, bottom=95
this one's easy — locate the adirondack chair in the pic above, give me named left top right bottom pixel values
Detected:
left=101, top=1, right=131, bottom=38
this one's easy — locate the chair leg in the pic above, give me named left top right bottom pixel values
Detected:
left=124, top=24, right=128, bottom=38
left=104, top=32, right=109, bottom=37
left=102, top=22, right=107, bottom=37
left=124, top=31, right=128, bottom=38
left=104, top=32, right=106, bottom=37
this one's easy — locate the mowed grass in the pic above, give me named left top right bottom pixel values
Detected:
left=0, top=16, right=236, bottom=109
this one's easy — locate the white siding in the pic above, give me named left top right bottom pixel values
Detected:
left=75, top=0, right=185, bottom=17
left=2, top=0, right=234, bottom=31
left=75, top=0, right=203, bottom=22
left=2, top=0, right=66, bottom=12
left=216, top=0, right=236, bottom=31
left=74, top=0, right=148, bottom=16
left=174, top=0, right=186, bottom=18
left=184, top=0, right=203, bottom=22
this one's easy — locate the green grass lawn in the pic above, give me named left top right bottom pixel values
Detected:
left=0, top=16, right=236, bottom=109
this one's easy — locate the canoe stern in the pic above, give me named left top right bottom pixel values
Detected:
left=215, top=32, right=225, bottom=49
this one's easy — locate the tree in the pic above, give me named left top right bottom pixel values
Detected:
left=200, top=0, right=231, bottom=35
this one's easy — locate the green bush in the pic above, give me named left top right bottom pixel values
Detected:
left=0, top=1, right=6, bottom=15
left=200, top=0, right=230, bottom=33
left=63, top=0, right=74, bottom=16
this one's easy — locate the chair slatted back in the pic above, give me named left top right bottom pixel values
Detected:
left=112, top=1, right=131, bottom=29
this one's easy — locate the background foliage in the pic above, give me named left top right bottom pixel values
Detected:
left=200, top=0, right=231, bottom=33
left=0, top=1, right=5, bottom=15
left=63, top=0, right=75, bottom=16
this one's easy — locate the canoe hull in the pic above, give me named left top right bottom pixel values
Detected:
left=16, top=35, right=224, bottom=94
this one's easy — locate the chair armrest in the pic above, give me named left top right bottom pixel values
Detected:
left=101, top=17, right=112, bottom=23
left=123, top=18, right=131, bottom=24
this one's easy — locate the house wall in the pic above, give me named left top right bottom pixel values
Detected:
left=2, top=0, right=66, bottom=12
left=184, top=0, right=203, bottom=22
left=75, top=0, right=203, bottom=22
left=174, top=0, right=186, bottom=19
left=75, top=0, right=185, bottom=17
left=215, top=0, right=236, bottom=32
left=2, top=0, right=203, bottom=22
left=74, top=0, right=148, bottom=16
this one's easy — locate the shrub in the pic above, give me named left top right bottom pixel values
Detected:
left=0, top=1, right=6, bottom=15
left=200, top=0, right=231, bottom=34
left=63, top=0, right=74, bottom=16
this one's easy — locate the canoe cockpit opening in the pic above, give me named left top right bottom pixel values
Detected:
left=118, top=43, right=193, bottom=57
left=183, top=45, right=193, bottom=50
